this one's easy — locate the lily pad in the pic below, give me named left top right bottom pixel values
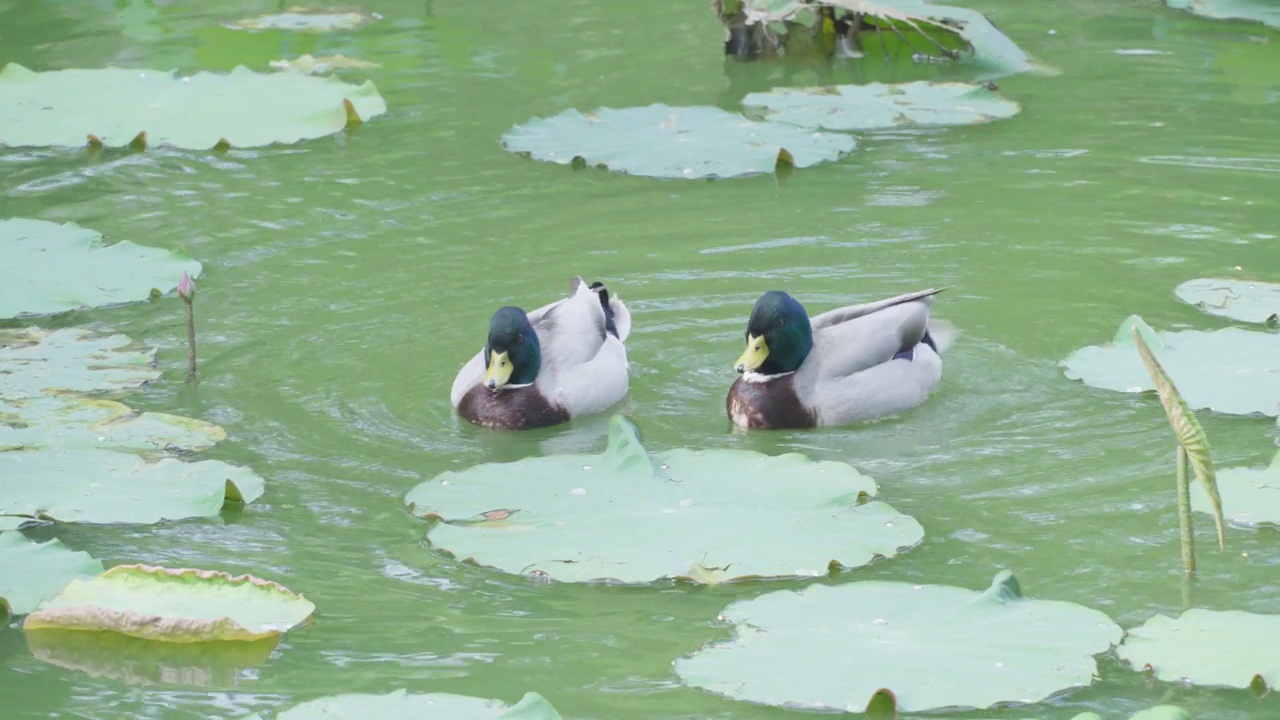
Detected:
left=0, top=63, right=386, bottom=150
left=1117, top=608, right=1280, bottom=689
left=1061, top=315, right=1280, bottom=416
left=247, top=690, right=563, bottom=719
left=1174, top=278, right=1280, bottom=324
left=25, top=565, right=313, bottom=642
left=0, top=327, right=159, bottom=399
left=226, top=9, right=380, bottom=32
left=268, top=54, right=382, bottom=74
left=501, top=104, right=856, bottom=179
left=675, top=571, right=1122, bottom=713
left=1191, top=450, right=1280, bottom=527
left=723, top=0, right=1033, bottom=76
left=0, top=448, right=264, bottom=526
left=0, top=218, right=201, bottom=319
left=1167, top=0, right=1280, bottom=29
left=0, top=397, right=225, bottom=454
left=743, top=82, right=1021, bottom=131
left=0, top=531, right=103, bottom=616
left=406, top=415, right=922, bottom=584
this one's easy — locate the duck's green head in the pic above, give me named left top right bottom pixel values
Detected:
left=483, top=307, right=541, bottom=389
left=735, top=290, right=813, bottom=375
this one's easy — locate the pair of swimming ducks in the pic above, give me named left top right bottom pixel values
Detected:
left=451, top=277, right=953, bottom=430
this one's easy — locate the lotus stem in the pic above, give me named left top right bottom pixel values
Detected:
left=1176, top=443, right=1194, bottom=576
left=178, top=271, right=197, bottom=380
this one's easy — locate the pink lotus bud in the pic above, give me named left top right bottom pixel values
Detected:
left=178, top=271, right=196, bottom=302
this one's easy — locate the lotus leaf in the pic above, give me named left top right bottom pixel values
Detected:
left=0, top=397, right=225, bottom=454
left=245, top=689, right=563, bottom=719
left=25, top=629, right=278, bottom=687
left=1061, top=315, right=1280, bottom=416
left=226, top=9, right=380, bottom=32
left=1191, top=451, right=1280, bottom=527
left=1117, top=608, right=1280, bottom=689
left=742, top=82, right=1021, bottom=131
left=0, top=531, right=103, bottom=616
left=0, top=517, right=29, bottom=530
left=0, top=219, right=202, bottom=319
left=406, top=415, right=922, bottom=584
left=725, top=0, right=1033, bottom=76
left=501, top=104, right=855, bottom=179
left=1174, top=278, right=1280, bottom=324
left=675, top=571, right=1122, bottom=713
left=24, top=565, right=315, bottom=642
left=269, top=54, right=382, bottom=74
left=0, top=63, right=386, bottom=150
left=1166, top=0, right=1280, bottom=29
left=0, top=327, right=159, bottom=400
left=0, top=448, right=264, bottom=526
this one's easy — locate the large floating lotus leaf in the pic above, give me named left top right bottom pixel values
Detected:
left=730, top=0, right=1033, bottom=76
left=1061, top=315, right=1280, bottom=416
left=0, top=63, right=386, bottom=150
left=742, top=82, right=1021, bottom=131
left=675, top=571, right=1122, bottom=713
left=501, top=104, right=856, bottom=179
left=1117, top=608, right=1280, bottom=688
left=25, top=629, right=278, bottom=687
left=406, top=415, right=922, bottom=584
left=1174, top=278, right=1280, bottom=324
left=0, top=396, right=225, bottom=454
left=0, top=448, right=264, bottom=526
left=226, top=9, right=380, bottom=32
left=0, top=219, right=201, bottom=319
left=1191, top=451, right=1280, bottom=527
left=0, top=531, right=104, bottom=616
left=0, top=327, right=159, bottom=400
left=1167, top=0, right=1280, bottom=29
left=24, top=565, right=315, bottom=642
left=248, top=690, right=563, bottom=720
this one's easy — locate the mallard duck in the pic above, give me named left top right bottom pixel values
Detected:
left=727, top=288, right=952, bottom=429
left=451, top=277, right=631, bottom=430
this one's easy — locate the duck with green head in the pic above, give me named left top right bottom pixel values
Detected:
left=727, top=287, right=953, bottom=429
left=451, top=277, right=631, bottom=430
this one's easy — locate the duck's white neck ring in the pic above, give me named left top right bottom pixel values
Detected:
left=742, top=371, right=794, bottom=384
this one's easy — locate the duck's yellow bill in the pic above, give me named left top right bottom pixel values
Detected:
left=735, top=335, right=769, bottom=373
left=484, top=351, right=512, bottom=389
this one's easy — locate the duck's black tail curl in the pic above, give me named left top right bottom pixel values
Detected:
left=589, top=281, right=619, bottom=338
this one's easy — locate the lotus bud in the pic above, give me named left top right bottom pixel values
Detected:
left=178, top=271, right=196, bottom=302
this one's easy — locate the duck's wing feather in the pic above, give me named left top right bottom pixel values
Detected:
left=803, top=291, right=939, bottom=382
left=534, top=277, right=610, bottom=371
left=810, top=287, right=946, bottom=331
left=535, top=277, right=630, bottom=416
left=451, top=349, right=485, bottom=408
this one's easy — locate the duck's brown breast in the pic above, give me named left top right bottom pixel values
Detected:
left=457, top=385, right=570, bottom=430
left=726, top=375, right=816, bottom=430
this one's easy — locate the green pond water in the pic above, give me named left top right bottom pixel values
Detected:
left=2, top=0, right=1279, bottom=718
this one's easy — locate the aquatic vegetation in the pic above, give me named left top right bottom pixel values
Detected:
left=1174, top=277, right=1280, bottom=325
left=0, top=327, right=160, bottom=397
left=406, top=415, right=922, bottom=584
left=0, top=64, right=385, bottom=149
left=1193, top=450, right=1280, bottom=527
left=0, top=219, right=201, bottom=319
left=0, top=396, right=225, bottom=454
left=225, top=9, right=381, bottom=33
left=742, top=81, right=1021, bottom=131
left=1165, top=0, right=1280, bottom=29
left=1118, top=608, right=1280, bottom=690
left=269, top=54, right=382, bottom=74
left=502, top=104, right=855, bottom=179
left=245, top=690, right=563, bottom=719
left=24, top=565, right=313, bottom=641
left=178, top=270, right=197, bottom=379
left=675, top=570, right=1122, bottom=713
left=0, top=532, right=103, bottom=617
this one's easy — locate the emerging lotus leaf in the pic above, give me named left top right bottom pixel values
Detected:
left=0, top=448, right=264, bottom=526
left=244, top=689, right=563, bottom=719
left=1192, top=451, right=1280, bottom=527
left=1118, top=608, right=1280, bottom=689
left=0, top=396, right=225, bottom=454
left=0, top=327, right=159, bottom=399
left=0, top=531, right=104, bottom=616
left=406, top=415, right=922, bottom=584
left=675, top=570, right=1122, bottom=713
left=716, top=0, right=1033, bottom=76
left=743, top=81, right=1020, bottom=131
left=1174, top=278, right=1280, bottom=324
left=24, top=565, right=315, bottom=642
left=502, top=104, right=855, bottom=179
left=0, top=219, right=202, bottom=319
left=226, top=9, right=380, bottom=32
left=1166, top=0, right=1280, bottom=29
left=1062, top=315, right=1280, bottom=416
left=0, top=63, right=386, bottom=149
